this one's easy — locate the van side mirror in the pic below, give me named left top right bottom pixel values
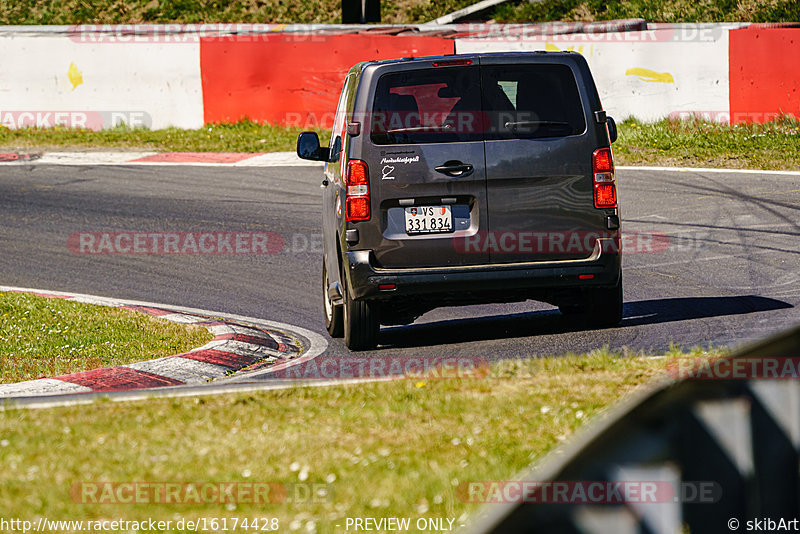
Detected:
left=297, top=131, right=330, bottom=161
left=606, top=116, right=618, bottom=144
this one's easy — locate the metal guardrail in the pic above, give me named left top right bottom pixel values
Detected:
left=424, top=0, right=516, bottom=25
left=0, top=19, right=659, bottom=38
left=463, top=325, right=800, bottom=533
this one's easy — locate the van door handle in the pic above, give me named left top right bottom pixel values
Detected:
left=435, top=161, right=474, bottom=177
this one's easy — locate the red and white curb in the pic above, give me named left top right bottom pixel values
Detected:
left=0, top=286, right=327, bottom=399
left=0, top=151, right=321, bottom=167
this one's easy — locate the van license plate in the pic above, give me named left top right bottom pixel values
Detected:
left=404, top=206, right=453, bottom=235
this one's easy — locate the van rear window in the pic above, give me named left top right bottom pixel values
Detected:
left=370, top=63, right=586, bottom=145
left=370, top=67, right=482, bottom=145
left=481, top=64, right=586, bottom=140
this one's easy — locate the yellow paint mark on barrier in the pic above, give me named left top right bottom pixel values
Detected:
left=67, top=62, right=83, bottom=90
left=545, top=42, right=590, bottom=56
left=625, top=67, right=674, bottom=83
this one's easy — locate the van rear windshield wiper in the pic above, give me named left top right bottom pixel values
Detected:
left=387, top=124, right=454, bottom=134
left=504, top=120, right=570, bottom=129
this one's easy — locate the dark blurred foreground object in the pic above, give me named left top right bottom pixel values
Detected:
left=342, top=0, right=380, bottom=23
left=464, top=325, right=800, bottom=533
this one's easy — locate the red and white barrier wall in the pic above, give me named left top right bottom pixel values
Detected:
left=457, top=24, right=734, bottom=124
left=457, top=23, right=800, bottom=125
left=0, top=23, right=797, bottom=130
left=0, top=32, right=204, bottom=129
left=729, top=26, right=800, bottom=123
left=200, top=33, right=453, bottom=127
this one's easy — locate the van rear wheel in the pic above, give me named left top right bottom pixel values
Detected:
left=560, top=277, right=623, bottom=328
left=587, top=279, right=623, bottom=327
left=322, top=261, right=343, bottom=337
left=342, top=273, right=379, bottom=351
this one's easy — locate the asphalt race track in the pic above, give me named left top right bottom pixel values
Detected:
left=1, top=164, right=798, bottom=361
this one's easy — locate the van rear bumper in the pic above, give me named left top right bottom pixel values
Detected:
left=345, top=238, right=621, bottom=301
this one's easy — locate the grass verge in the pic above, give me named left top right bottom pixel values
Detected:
left=3, top=118, right=800, bottom=171
left=0, top=0, right=797, bottom=24
left=0, top=122, right=309, bottom=154
left=0, top=291, right=213, bottom=383
left=492, top=0, right=800, bottom=24
left=615, top=117, right=800, bottom=170
left=0, top=347, right=719, bottom=533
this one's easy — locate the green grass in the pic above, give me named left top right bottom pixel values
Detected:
left=3, top=118, right=800, bottom=171
left=0, top=348, right=715, bottom=533
left=615, top=117, right=800, bottom=170
left=0, top=0, right=797, bottom=24
left=0, top=289, right=724, bottom=531
left=492, top=0, right=800, bottom=24
left=0, top=292, right=213, bottom=383
left=0, top=121, right=308, bottom=154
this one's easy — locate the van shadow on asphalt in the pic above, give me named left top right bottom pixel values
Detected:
left=378, top=295, right=793, bottom=349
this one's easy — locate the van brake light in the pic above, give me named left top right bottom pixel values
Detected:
left=592, top=148, right=617, bottom=208
left=346, top=160, right=370, bottom=221
left=432, top=59, right=473, bottom=67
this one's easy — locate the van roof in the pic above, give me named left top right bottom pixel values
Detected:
left=360, top=50, right=580, bottom=70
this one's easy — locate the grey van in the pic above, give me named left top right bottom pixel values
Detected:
left=298, top=52, right=622, bottom=350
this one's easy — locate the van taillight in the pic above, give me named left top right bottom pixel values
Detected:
left=346, top=160, right=370, bottom=221
left=592, top=147, right=617, bottom=209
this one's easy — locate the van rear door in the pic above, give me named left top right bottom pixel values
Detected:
left=480, top=57, right=608, bottom=264
left=361, top=61, right=490, bottom=269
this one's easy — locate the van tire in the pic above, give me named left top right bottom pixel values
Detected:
left=342, top=273, right=379, bottom=351
left=561, top=277, right=623, bottom=328
left=322, top=260, right=343, bottom=337
left=587, top=278, right=623, bottom=327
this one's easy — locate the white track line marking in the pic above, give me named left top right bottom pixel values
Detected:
left=0, top=379, right=92, bottom=397
left=2, top=151, right=322, bottom=167
left=9, top=152, right=799, bottom=173
left=158, top=312, right=204, bottom=324
left=203, top=339, right=286, bottom=359
left=617, top=166, right=800, bottom=176
left=234, top=152, right=324, bottom=167
left=27, top=152, right=156, bottom=165
left=3, top=151, right=798, bottom=172
left=125, top=357, right=230, bottom=382
left=205, top=324, right=277, bottom=339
